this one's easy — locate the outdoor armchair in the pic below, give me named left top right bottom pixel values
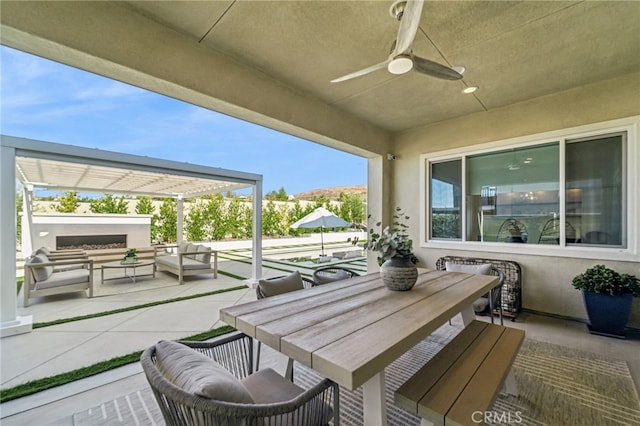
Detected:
left=312, top=267, right=360, bottom=285
left=23, top=254, right=94, bottom=307
left=154, top=242, right=218, bottom=285
left=140, top=331, right=339, bottom=426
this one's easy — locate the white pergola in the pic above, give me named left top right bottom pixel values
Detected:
left=0, top=135, right=264, bottom=336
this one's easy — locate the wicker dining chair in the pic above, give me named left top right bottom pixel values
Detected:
left=255, top=271, right=314, bottom=372
left=312, top=267, right=360, bottom=285
left=141, top=331, right=339, bottom=426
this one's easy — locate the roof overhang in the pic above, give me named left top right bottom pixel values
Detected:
left=4, top=135, right=262, bottom=198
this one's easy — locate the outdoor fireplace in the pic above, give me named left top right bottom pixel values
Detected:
left=25, top=214, right=151, bottom=256
left=56, top=234, right=127, bottom=250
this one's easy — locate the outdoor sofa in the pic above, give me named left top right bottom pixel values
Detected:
left=23, top=254, right=94, bottom=307
left=154, top=242, right=218, bottom=285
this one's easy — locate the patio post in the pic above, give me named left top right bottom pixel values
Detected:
left=21, top=184, right=34, bottom=258
left=176, top=194, right=184, bottom=244
left=251, top=180, right=263, bottom=283
left=0, top=141, right=33, bottom=337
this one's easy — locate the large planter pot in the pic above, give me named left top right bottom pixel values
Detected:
left=380, top=258, right=418, bottom=291
left=582, top=291, right=633, bottom=338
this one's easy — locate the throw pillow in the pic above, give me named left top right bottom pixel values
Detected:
left=27, top=254, right=54, bottom=282
left=445, top=262, right=491, bottom=275
left=258, top=270, right=305, bottom=297
left=315, top=269, right=350, bottom=284
left=195, top=245, right=211, bottom=264
left=185, top=243, right=199, bottom=260
left=154, top=340, right=254, bottom=403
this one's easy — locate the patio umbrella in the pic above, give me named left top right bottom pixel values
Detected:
left=290, top=207, right=351, bottom=256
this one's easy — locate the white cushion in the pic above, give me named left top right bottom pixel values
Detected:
left=195, top=245, right=211, bottom=264
left=27, top=254, right=54, bottom=282
left=178, top=242, right=189, bottom=253
left=35, top=269, right=89, bottom=289
left=154, top=340, right=254, bottom=403
left=258, top=271, right=304, bottom=297
left=185, top=243, right=199, bottom=260
left=315, top=269, right=350, bottom=284
left=445, top=262, right=491, bottom=275
left=445, top=262, right=493, bottom=314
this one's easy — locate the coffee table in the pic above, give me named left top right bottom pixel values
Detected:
left=101, top=259, right=156, bottom=284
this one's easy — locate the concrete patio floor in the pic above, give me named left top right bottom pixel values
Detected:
left=1, top=233, right=639, bottom=424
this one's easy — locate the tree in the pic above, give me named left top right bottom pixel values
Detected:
left=136, top=196, right=159, bottom=241
left=266, top=186, right=288, bottom=201
left=55, top=191, right=80, bottom=213
left=338, top=192, right=366, bottom=227
left=185, top=201, right=208, bottom=242
left=157, top=198, right=177, bottom=243
left=227, top=197, right=250, bottom=239
left=205, top=194, right=227, bottom=240
left=89, top=194, right=129, bottom=214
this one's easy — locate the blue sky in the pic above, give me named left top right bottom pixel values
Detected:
left=1, top=46, right=366, bottom=195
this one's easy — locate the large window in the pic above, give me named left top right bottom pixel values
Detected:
left=424, top=125, right=632, bottom=252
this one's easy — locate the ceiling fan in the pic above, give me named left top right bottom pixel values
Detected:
left=330, top=0, right=463, bottom=83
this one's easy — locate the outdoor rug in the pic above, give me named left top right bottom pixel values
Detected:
left=73, top=334, right=640, bottom=426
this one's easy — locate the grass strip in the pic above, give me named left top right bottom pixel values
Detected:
left=33, top=285, right=248, bottom=329
left=0, top=326, right=236, bottom=403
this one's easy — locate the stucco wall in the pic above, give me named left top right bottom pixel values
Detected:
left=391, top=73, right=640, bottom=328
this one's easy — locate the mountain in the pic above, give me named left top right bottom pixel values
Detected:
left=293, top=185, right=367, bottom=200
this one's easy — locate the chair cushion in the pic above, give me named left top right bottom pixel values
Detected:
left=178, top=242, right=189, bottom=253
left=154, top=340, right=254, bottom=403
left=195, top=245, right=211, bottom=264
left=241, top=368, right=304, bottom=403
left=181, top=257, right=211, bottom=271
left=35, top=247, right=51, bottom=256
left=27, top=254, right=54, bottom=282
left=185, top=243, right=199, bottom=260
left=35, top=268, right=90, bottom=289
left=315, top=269, right=350, bottom=284
left=445, top=262, right=491, bottom=275
left=446, top=262, right=493, bottom=314
left=258, top=271, right=305, bottom=297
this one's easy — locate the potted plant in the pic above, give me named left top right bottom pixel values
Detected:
left=123, top=248, right=139, bottom=264
left=571, top=264, right=639, bottom=338
left=366, top=207, right=419, bottom=291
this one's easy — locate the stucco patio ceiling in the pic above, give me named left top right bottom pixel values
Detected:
left=2, top=0, right=638, bottom=141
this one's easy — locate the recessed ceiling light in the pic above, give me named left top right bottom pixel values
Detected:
left=462, top=86, right=478, bottom=94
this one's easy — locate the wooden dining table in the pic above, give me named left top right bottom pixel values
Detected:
left=220, top=268, right=499, bottom=426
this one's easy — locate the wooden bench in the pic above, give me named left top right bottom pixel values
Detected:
left=395, top=320, right=525, bottom=426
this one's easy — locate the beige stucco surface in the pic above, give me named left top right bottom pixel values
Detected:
left=392, top=72, right=640, bottom=327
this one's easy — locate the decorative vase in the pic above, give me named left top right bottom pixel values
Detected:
left=582, top=291, right=633, bottom=338
left=380, top=258, right=418, bottom=291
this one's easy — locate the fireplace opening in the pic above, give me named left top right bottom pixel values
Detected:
left=56, top=234, right=127, bottom=250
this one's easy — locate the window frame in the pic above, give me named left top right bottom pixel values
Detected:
left=419, top=116, right=639, bottom=262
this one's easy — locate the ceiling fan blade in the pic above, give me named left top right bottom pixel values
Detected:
left=330, top=60, right=389, bottom=83
left=393, top=0, right=424, bottom=55
left=412, top=55, right=463, bottom=80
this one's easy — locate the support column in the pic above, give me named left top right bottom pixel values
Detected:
left=0, top=143, right=33, bottom=337
left=247, top=180, right=263, bottom=287
left=176, top=194, right=184, bottom=244
left=21, top=184, right=34, bottom=258
left=367, top=155, right=392, bottom=273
